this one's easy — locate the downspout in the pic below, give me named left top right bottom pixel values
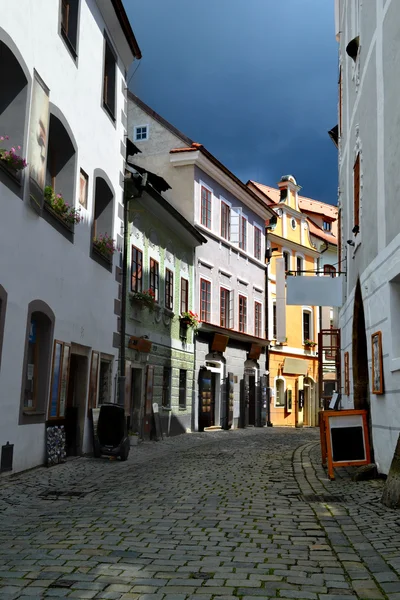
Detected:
left=265, top=223, right=273, bottom=427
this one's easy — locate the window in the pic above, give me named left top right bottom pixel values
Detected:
left=180, top=278, right=189, bottom=314
left=45, top=114, right=77, bottom=230
left=131, top=247, right=143, bottom=292
left=239, top=216, right=247, bottom=251
left=60, top=0, right=79, bottom=56
left=296, top=256, right=303, bottom=276
left=0, top=41, right=28, bottom=163
left=353, top=153, right=360, bottom=232
left=179, top=370, right=187, bottom=409
left=103, top=37, right=116, bottom=119
left=238, top=295, right=247, bottom=333
left=275, top=378, right=285, bottom=407
left=303, top=310, right=312, bottom=342
left=92, top=176, right=114, bottom=266
left=323, top=220, right=332, bottom=232
left=273, top=302, right=277, bottom=339
left=134, top=125, right=148, bottom=141
left=48, top=340, right=71, bottom=419
left=324, top=264, right=336, bottom=277
left=150, top=258, right=159, bottom=302
left=21, top=303, right=55, bottom=420
left=221, top=201, right=230, bottom=240
left=200, top=279, right=211, bottom=322
left=165, top=268, right=174, bottom=310
left=220, top=288, right=231, bottom=328
left=162, top=367, right=171, bottom=408
left=283, top=251, right=290, bottom=273
left=254, top=226, right=262, bottom=260
left=255, top=301, right=262, bottom=337
left=201, top=186, right=212, bottom=229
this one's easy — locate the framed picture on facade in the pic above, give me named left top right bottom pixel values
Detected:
left=79, top=169, right=88, bottom=208
left=371, top=331, right=384, bottom=395
left=344, top=351, right=350, bottom=396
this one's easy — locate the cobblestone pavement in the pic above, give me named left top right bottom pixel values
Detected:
left=1, top=427, right=400, bottom=600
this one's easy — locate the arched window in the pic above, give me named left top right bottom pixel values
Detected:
left=92, top=175, right=114, bottom=268
left=46, top=113, right=77, bottom=204
left=0, top=40, right=28, bottom=151
left=20, top=300, right=55, bottom=425
left=275, top=377, right=285, bottom=407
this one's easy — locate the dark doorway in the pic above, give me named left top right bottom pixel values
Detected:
left=352, top=280, right=369, bottom=410
left=65, top=354, right=87, bottom=456
left=352, top=279, right=374, bottom=459
left=130, top=368, right=143, bottom=435
left=248, top=374, right=256, bottom=426
left=198, top=369, right=215, bottom=431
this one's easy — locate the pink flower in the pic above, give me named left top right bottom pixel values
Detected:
left=5, top=135, right=9, bottom=140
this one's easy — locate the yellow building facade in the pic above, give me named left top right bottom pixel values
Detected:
left=249, top=175, right=337, bottom=427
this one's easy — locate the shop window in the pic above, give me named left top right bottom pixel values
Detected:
left=20, top=301, right=55, bottom=424
left=103, top=36, right=116, bottom=119
left=162, top=367, right=171, bottom=408
left=48, top=340, right=71, bottom=419
left=150, top=258, right=159, bottom=303
left=238, top=295, right=247, bottom=333
left=179, top=369, right=187, bottom=409
left=131, top=246, right=143, bottom=292
left=0, top=41, right=28, bottom=161
left=0, top=285, right=7, bottom=370
left=180, top=277, right=188, bottom=314
left=275, top=378, right=285, bottom=407
left=254, top=301, right=262, bottom=337
left=60, top=0, right=80, bottom=58
left=165, top=268, right=174, bottom=310
left=200, top=279, right=211, bottom=322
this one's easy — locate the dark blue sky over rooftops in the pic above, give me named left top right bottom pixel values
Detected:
left=124, top=0, right=338, bottom=205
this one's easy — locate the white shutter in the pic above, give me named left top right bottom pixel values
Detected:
left=229, top=291, right=234, bottom=329
left=230, top=207, right=242, bottom=245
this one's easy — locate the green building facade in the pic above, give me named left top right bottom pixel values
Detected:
left=125, top=186, right=206, bottom=438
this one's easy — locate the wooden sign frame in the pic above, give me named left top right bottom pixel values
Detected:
left=320, top=409, right=371, bottom=480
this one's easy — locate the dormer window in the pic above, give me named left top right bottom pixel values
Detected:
left=134, top=125, right=149, bottom=141
left=323, top=220, right=332, bottom=232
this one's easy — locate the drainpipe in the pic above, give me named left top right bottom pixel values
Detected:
left=118, top=171, right=147, bottom=408
left=264, top=222, right=273, bottom=427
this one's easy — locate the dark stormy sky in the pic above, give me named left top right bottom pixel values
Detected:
left=123, top=0, right=339, bottom=206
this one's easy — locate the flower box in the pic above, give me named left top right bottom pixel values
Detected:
left=44, top=201, right=74, bottom=232
left=92, top=243, right=113, bottom=264
left=0, top=158, right=22, bottom=185
left=130, top=289, right=156, bottom=311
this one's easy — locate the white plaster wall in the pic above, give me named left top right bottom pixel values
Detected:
left=0, top=0, right=130, bottom=472
left=338, top=0, right=400, bottom=474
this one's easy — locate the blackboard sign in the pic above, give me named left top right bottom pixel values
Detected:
left=320, top=410, right=371, bottom=479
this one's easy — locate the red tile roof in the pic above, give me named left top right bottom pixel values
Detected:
left=308, top=220, right=337, bottom=246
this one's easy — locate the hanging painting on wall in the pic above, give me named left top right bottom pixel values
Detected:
left=371, top=331, right=384, bottom=395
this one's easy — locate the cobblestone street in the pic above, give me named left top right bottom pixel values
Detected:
left=1, top=428, right=400, bottom=600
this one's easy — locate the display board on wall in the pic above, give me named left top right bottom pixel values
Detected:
left=319, top=409, right=371, bottom=479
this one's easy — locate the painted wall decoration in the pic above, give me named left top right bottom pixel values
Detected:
left=28, top=70, right=50, bottom=211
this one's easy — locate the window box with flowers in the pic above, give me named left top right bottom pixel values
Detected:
left=92, top=234, right=116, bottom=264
left=130, top=289, right=156, bottom=311
left=44, top=186, right=81, bottom=232
left=304, top=339, right=317, bottom=349
left=0, top=135, right=28, bottom=184
left=180, top=311, right=199, bottom=330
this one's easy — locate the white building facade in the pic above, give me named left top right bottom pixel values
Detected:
left=0, top=0, right=140, bottom=473
left=335, top=0, right=400, bottom=473
left=127, top=94, right=275, bottom=430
